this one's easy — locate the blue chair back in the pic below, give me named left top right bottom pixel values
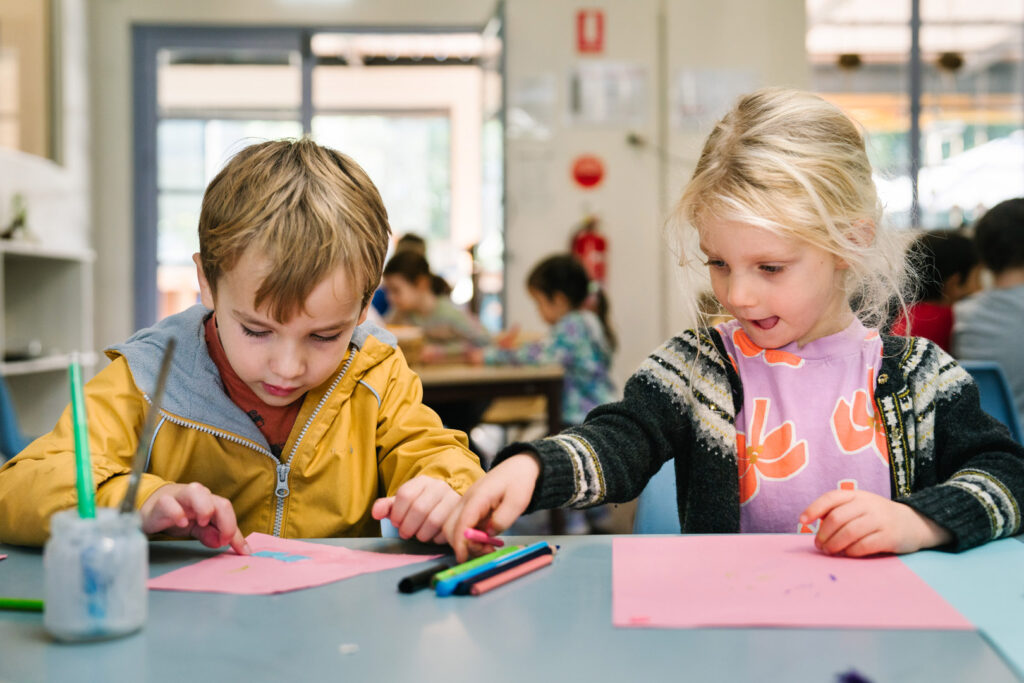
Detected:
left=959, top=361, right=1023, bottom=443
left=633, top=460, right=680, bottom=534
left=0, top=376, right=31, bottom=462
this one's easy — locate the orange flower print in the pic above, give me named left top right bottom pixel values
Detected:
left=737, top=398, right=809, bottom=505
left=831, top=368, right=889, bottom=465
left=732, top=329, right=804, bottom=368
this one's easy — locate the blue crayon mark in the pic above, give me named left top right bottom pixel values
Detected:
left=829, top=573, right=837, bottom=581
left=252, top=551, right=310, bottom=563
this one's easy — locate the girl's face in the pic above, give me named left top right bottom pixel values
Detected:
left=529, top=288, right=570, bottom=325
left=699, top=218, right=853, bottom=349
left=382, top=274, right=430, bottom=314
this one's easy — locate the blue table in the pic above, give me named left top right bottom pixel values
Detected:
left=0, top=536, right=1019, bottom=682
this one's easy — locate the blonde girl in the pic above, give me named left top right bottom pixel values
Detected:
left=446, top=87, right=1024, bottom=561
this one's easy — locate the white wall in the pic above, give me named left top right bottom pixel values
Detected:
left=86, top=0, right=807, bottom=382
left=504, top=0, right=808, bottom=387
left=503, top=0, right=663, bottom=389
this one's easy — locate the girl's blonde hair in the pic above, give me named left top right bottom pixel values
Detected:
left=672, top=87, right=912, bottom=333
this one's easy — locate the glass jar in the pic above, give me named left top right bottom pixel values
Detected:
left=43, top=507, right=147, bottom=641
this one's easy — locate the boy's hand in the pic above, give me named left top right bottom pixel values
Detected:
left=371, top=476, right=461, bottom=544
left=800, top=489, right=952, bottom=557
left=444, top=453, right=540, bottom=563
left=139, top=482, right=250, bottom=555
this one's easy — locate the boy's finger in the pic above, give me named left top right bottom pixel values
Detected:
left=209, top=497, right=242, bottom=548
left=142, top=496, right=187, bottom=534
left=179, top=483, right=216, bottom=527
left=371, top=497, right=394, bottom=521
left=227, top=528, right=251, bottom=555
left=390, top=479, right=427, bottom=527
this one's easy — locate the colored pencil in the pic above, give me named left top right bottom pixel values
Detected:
left=469, top=554, right=554, bottom=596
left=453, top=544, right=554, bottom=595
left=0, top=597, right=44, bottom=612
left=435, top=541, right=550, bottom=596
left=430, top=545, right=521, bottom=587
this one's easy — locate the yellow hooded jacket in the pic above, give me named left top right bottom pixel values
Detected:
left=0, top=306, right=483, bottom=545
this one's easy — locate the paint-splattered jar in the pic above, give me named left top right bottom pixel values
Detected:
left=43, top=507, right=147, bottom=641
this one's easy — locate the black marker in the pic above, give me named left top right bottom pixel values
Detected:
left=397, top=560, right=452, bottom=594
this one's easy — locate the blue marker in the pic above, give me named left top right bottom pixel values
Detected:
left=435, top=542, right=550, bottom=597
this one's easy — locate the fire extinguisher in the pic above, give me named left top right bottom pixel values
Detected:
left=570, top=214, right=608, bottom=285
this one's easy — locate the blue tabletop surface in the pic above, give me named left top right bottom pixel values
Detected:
left=0, top=535, right=1020, bottom=683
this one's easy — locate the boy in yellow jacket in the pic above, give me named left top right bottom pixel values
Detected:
left=0, top=139, right=483, bottom=552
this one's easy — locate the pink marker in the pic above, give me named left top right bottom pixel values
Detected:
left=463, top=528, right=505, bottom=547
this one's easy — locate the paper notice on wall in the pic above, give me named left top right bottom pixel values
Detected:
left=671, top=68, right=759, bottom=130
left=567, top=61, right=649, bottom=127
left=508, top=74, right=558, bottom=141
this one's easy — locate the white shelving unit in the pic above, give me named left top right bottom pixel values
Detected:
left=0, top=240, right=95, bottom=436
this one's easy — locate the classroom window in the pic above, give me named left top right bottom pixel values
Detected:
left=807, top=0, right=1023, bottom=229
left=136, top=27, right=504, bottom=328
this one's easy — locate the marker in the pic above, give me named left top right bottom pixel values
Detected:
left=469, top=554, right=554, bottom=596
left=435, top=541, right=550, bottom=597
left=397, top=559, right=452, bottom=594
left=68, top=354, right=96, bottom=519
left=0, top=598, right=44, bottom=612
left=430, top=545, right=522, bottom=587
left=453, top=543, right=554, bottom=595
left=463, top=528, right=504, bottom=547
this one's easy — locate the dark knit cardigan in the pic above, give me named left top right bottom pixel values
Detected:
left=497, top=329, right=1024, bottom=551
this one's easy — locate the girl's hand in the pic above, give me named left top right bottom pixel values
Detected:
left=444, top=453, right=540, bottom=563
left=139, top=482, right=250, bottom=555
left=800, top=489, right=953, bottom=557
left=372, top=475, right=461, bottom=544
left=465, top=347, right=485, bottom=365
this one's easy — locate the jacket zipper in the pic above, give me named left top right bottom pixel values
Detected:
left=155, top=345, right=356, bottom=537
left=272, top=348, right=356, bottom=536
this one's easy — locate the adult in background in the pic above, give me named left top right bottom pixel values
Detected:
left=954, top=198, right=1024, bottom=429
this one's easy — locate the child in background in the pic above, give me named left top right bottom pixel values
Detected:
left=447, top=88, right=1024, bottom=562
left=954, top=197, right=1024, bottom=428
left=890, top=230, right=980, bottom=351
left=472, top=254, right=617, bottom=533
left=473, top=254, right=616, bottom=428
left=383, top=250, right=488, bottom=363
left=0, top=138, right=483, bottom=550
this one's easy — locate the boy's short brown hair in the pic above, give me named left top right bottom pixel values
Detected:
left=198, top=137, right=391, bottom=321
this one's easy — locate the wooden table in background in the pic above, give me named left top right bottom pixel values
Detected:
left=416, top=363, right=565, bottom=437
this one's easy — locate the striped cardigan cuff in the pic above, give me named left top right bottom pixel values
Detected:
left=900, top=471, right=1021, bottom=551
left=494, top=437, right=592, bottom=512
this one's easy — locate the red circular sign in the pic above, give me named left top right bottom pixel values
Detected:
left=571, top=155, right=605, bottom=188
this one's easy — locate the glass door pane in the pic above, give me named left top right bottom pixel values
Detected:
left=155, top=47, right=303, bottom=320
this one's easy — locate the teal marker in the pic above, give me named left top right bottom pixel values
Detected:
left=431, top=545, right=522, bottom=587
left=69, top=354, right=96, bottom=519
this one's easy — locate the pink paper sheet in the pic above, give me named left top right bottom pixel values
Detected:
left=148, top=533, right=439, bottom=595
left=612, top=535, right=972, bottom=630
left=0, top=554, right=6, bottom=561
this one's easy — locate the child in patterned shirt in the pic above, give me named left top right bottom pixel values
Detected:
left=473, top=254, right=616, bottom=427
